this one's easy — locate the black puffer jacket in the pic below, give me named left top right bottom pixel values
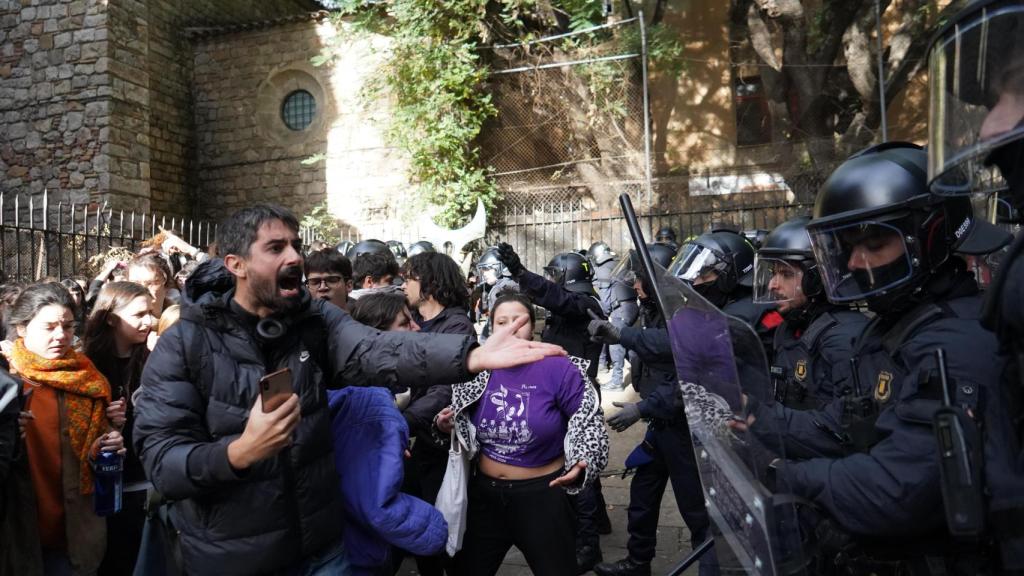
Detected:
left=405, top=306, right=476, bottom=447
left=133, top=261, right=477, bottom=576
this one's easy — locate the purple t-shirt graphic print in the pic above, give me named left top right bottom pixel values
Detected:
left=470, top=356, right=585, bottom=468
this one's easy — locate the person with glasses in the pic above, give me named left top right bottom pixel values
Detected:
left=304, top=249, right=353, bottom=311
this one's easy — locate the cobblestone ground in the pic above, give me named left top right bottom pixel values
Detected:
left=399, top=365, right=702, bottom=576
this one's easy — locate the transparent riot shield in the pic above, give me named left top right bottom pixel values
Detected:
left=619, top=194, right=805, bottom=575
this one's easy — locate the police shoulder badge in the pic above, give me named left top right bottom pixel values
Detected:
left=794, top=359, right=808, bottom=382
left=875, top=371, right=894, bottom=402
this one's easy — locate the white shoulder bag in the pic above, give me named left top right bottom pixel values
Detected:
left=435, top=427, right=470, bottom=556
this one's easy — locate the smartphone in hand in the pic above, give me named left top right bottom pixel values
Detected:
left=259, top=368, right=293, bottom=413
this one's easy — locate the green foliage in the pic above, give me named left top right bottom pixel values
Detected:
left=300, top=201, right=340, bottom=244
left=319, top=0, right=499, bottom=227
left=317, top=1, right=681, bottom=226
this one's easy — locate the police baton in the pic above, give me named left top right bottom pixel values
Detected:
left=666, top=538, right=714, bottom=576
left=619, top=193, right=667, bottom=317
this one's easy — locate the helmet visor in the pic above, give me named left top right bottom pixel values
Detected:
left=669, top=243, right=728, bottom=284
left=752, top=256, right=805, bottom=304
left=476, top=263, right=502, bottom=282
left=928, top=3, right=1024, bottom=195
left=807, top=221, right=915, bottom=302
left=610, top=251, right=639, bottom=285
left=543, top=266, right=565, bottom=285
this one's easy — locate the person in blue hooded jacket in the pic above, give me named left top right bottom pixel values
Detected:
left=327, top=386, right=447, bottom=576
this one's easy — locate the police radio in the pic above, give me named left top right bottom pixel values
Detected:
left=932, top=348, right=986, bottom=538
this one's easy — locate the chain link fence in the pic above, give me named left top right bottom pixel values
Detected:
left=481, top=17, right=651, bottom=209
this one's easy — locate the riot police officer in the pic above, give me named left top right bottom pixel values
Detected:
left=591, top=243, right=715, bottom=576
left=589, top=241, right=618, bottom=292
left=672, top=229, right=782, bottom=353
left=494, top=243, right=610, bottom=573
left=743, top=142, right=1008, bottom=572
left=476, top=246, right=519, bottom=340
left=752, top=217, right=869, bottom=409
left=335, top=240, right=354, bottom=256
left=589, top=241, right=636, bottom=391
left=387, top=240, right=408, bottom=265
left=497, top=245, right=606, bottom=378
left=926, top=2, right=1024, bottom=569
left=654, top=226, right=678, bottom=250
left=346, top=238, right=390, bottom=262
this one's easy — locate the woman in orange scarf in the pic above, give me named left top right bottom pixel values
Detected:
left=7, top=282, right=124, bottom=576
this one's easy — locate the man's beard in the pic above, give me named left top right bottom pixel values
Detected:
left=249, top=266, right=303, bottom=314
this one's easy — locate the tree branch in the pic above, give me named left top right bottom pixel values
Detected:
left=747, top=4, right=781, bottom=71
left=883, top=0, right=970, bottom=99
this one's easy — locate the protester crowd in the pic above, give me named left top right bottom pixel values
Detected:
left=1, top=3, right=1023, bottom=575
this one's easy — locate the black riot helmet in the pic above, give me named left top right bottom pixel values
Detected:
left=927, top=0, right=1024, bottom=212
left=476, top=246, right=509, bottom=284
left=335, top=240, right=355, bottom=256
left=609, top=244, right=672, bottom=298
left=804, top=142, right=1006, bottom=308
left=346, top=239, right=390, bottom=261
left=753, top=216, right=823, bottom=306
left=587, top=241, right=617, bottom=266
left=654, top=226, right=678, bottom=246
left=386, top=240, right=407, bottom=263
left=544, top=252, right=595, bottom=294
left=742, top=229, right=770, bottom=250
left=670, top=230, right=755, bottom=294
left=407, top=240, right=436, bottom=257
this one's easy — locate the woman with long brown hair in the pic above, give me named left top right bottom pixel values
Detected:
left=82, top=282, right=154, bottom=576
left=6, top=282, right=124, bottom=575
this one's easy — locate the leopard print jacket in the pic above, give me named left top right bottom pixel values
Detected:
left=449, top=356, right=609, bottom=495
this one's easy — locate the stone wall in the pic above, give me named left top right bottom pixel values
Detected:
left=0, top=0, right=110, bottom=206
left=192, top=19, right=412, bottom=239
left=0, top=0, right=326, bottom=221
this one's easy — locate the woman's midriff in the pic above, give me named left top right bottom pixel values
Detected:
left=479, top=454, right=564, bottom=480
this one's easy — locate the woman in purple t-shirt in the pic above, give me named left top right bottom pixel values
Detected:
left=436, top=293, right=609, bottom=576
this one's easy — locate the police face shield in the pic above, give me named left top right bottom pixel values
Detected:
left=543, top=266, right=565, bottom=285
left=752, top=256, right=805, bottom=305
left=645, top=248, right=806, bottom=573
left=929, top=2, right=1024, bottom=195
left=808, top=221, right=915, bottom=302
left=477, top=264, right=501, bottom=285
left=669, top=242, right=728, bottom=285
left=610, top=250, right=640, bottom=285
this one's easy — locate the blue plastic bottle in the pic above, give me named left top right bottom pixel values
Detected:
left=93, top=451, right=123, bottom=516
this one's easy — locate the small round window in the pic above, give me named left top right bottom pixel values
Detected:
left=281, top=90, right=316, bottom=131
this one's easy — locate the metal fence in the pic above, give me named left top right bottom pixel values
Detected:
left=0, top=191, right=213, bottom=283
left=486, top=191, right=813, bottom=271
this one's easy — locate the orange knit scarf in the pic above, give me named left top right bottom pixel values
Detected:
left=12, top=339, right=112, bottom=494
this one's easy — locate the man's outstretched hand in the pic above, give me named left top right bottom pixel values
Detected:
left=467, top=314, right=565, bottom=373
left=496, top=243, right=526, bottom=278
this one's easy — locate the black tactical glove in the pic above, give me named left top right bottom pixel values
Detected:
left=587, top=309, right=620, bottom=344
left=496, top=243, right=526, bottom=278
left=607, top=401, right=642, bottom=432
